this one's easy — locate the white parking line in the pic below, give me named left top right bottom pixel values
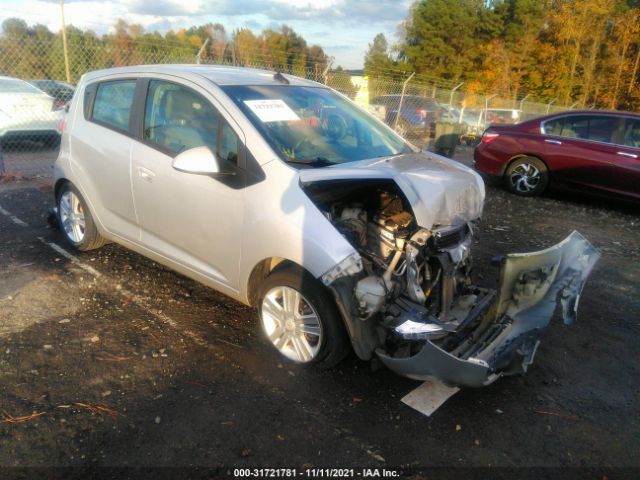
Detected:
left=3, top=203, right=452, bottom=420
left=36, top=236, right=226, bottom=353
left=0, top=204, right=29, bottom=227
left=0, top=200, right=224, bottom=355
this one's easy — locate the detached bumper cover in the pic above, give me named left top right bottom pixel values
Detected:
left=377, top=231, right=600, bottom=387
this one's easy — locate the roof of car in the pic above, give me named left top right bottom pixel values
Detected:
left=81, top=64, right=323, bottom=88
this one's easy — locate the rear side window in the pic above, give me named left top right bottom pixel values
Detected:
left=92, top=80, right=136, bottom=132
left=622, top=118, right=640, bottom=149
left=545, top=115, right=618, bottom=144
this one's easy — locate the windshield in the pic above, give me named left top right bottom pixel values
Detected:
left=222, top=85, right=410, bottom=168
left=0, top=78, right=43, bottom=95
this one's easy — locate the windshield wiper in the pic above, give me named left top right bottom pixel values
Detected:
left=285, top=157, right=336, bottom=167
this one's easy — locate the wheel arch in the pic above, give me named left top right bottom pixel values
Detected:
left=247, top=257, right=310, bottom=307
left=501, top=153, right=549, bottom=177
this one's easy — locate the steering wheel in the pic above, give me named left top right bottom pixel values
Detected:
left=323, top=113, right=348, bottom=141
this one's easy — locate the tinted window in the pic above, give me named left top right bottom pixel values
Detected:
left=544, top=117, right=564, bottom=136
left=92, top=80, right=136, bottom=131
left=144, top=80, right=220, bottom=156
left=548, top=115, right=618, bottom=143
left=622, top=118, right=640, bottom=149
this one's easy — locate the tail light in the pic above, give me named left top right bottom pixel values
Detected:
left=60, top=118, right=66, bottom=134
left=481, top=131, right=499, bottom=144
left=416, top=108, right=427, bottom=119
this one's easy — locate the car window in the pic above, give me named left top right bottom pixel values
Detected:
left=218, top=122, right=239, bottom=164
left=551, top=115, right=618, bottom=143
left=0, top=78, right=43, bottom=94
left=621, top=118, right=640, bottom=149
left=544, top=117, right=564, bottom=135
left=586, top=116, right=617, bottom=143
left=143, top=80, right=220, bottom=156
left=92, top=80, right=136, bottom=132
left=222, top=85, right=409, bottom=168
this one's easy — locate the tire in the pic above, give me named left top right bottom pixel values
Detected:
left=258, top=265, right=350, bottom=369
left=504, top=156, right=549, bottom=196
left=56, top=182, right=108, bottom=251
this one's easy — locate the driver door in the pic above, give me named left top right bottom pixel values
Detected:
left=130, top=78, right=245, bottom=291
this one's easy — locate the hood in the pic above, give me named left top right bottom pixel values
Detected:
left=298, top=152, right=485, bottom=228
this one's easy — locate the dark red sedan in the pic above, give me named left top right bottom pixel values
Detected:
left=473, top=110, right=640, bottom=200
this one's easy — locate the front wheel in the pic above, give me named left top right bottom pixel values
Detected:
left=504, top=156, right=549, bottom=196
left=56, top=183, right=107, bottom=251
left=258, top=266, right=350, bottom=368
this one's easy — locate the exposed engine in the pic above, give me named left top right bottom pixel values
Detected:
left=307, top=179, right=479, bottom=341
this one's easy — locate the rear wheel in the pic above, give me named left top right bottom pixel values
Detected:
left=56, top=183, right=107, bottom=251
left=258, top=266, right=350, bottom=368
left=504, top=156, right=549, bottom=196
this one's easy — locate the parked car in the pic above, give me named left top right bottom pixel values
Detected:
left=27, top=79, right=75, bottom=109
left=370, top=94, right=439, bottom=137
left=461, top=108, right=522, bottom=146
left=0, top=76, right=64, bottom=146
left=474, top=110, right=640, bottom=200
left=53, top=65, right=599, bottom=387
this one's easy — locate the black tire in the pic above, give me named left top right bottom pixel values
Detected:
left=56, top=182, right=108, bottom=251
left=257, top=265, right=350, bottom=369
left=504, top=156, right=549, bottom=197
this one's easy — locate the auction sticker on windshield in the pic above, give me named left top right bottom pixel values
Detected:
left=244, top=99, right=300, bottom=122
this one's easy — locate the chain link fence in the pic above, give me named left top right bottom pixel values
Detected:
left=0, top=36, right=576, bottom=179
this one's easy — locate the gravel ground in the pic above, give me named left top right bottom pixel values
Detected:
left=0, top=148, right=638, bottom=479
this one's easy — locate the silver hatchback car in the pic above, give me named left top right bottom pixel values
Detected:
left=54, top=65, right=599, bottom=387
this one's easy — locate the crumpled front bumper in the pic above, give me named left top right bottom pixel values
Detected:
left=377, top=231, right=600, bottom=387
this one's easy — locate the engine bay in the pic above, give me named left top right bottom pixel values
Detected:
left=302, top=179, right=490, bottom=356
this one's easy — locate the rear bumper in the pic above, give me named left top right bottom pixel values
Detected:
left=377, top=231, right=600, bottom=387
left=473, top=144, right=505, bottom=176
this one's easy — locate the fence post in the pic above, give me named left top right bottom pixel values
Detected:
left=449, top=82, right=464, bottom=107
left=519, top=94, right=530, bottom=111
left=569, top=101, right=579, bottom=109
left=322, top=57, right=334, bottom=85
left=60, top=0, right=71, bottom=83
left=546, top=98, right=557, bottom=114
left=394, top=72, right=415, bottom=131
left=196, top=38, right=210, bottom=64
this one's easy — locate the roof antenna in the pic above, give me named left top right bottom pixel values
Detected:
left=273, top=71, right=290, bottom=85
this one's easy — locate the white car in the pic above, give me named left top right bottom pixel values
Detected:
left=53, top=65, right=599, bottom=387
left=0, top=76, right=64, bottom=145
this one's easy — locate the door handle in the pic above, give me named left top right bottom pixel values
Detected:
left=544, top=139, right=562, bottom=145
left=617, top=151, right=638, bottom=159
left=138, top=166, right=156, bottom=181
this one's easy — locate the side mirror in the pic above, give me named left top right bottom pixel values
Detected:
left=171, top=146, right=235, bottom=176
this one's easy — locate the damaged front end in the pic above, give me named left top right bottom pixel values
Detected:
left=305, top=178, right=600, bottom=387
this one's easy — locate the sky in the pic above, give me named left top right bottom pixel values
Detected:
left=0, top=0, right=413, bottom=68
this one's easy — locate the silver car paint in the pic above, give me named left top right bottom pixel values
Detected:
left=299, top=152, right=486, bottom=228
left=54, top=65, right=599, bottom=387
left=56, top=66, right=363, bottom=304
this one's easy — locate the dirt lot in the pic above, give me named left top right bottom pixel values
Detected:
left=0, top=154, right=639, bottom=478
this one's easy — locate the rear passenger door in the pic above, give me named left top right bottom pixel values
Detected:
left=130, top=78, right=245, bottom=292
left=542, top=114, right=620, bottom=193
left=69, top=78, right=139, bottom=240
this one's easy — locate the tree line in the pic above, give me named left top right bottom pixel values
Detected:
left=0, top=18, right=330, bottom=83
left=365, top=0, right=640, bottom=110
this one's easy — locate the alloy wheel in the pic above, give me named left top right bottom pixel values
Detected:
left=509, top=162, right=541, bottom=193
left=59, top=190, right=86, bottom=243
